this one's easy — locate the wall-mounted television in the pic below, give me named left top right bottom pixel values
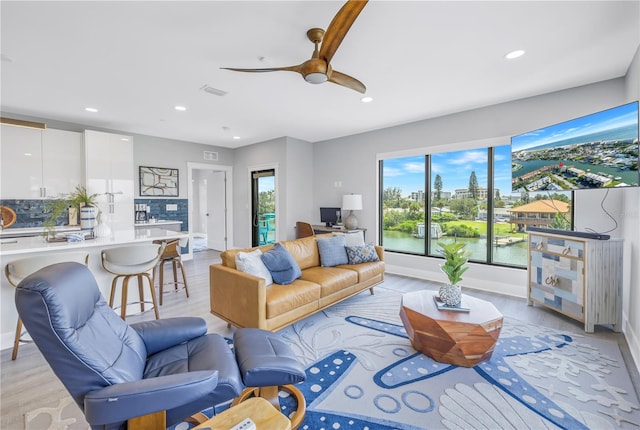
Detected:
left=511, top=101, right=639, bottom=192
left=320, top=207, right=341, bottom=227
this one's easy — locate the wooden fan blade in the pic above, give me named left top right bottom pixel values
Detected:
left=221, top=65, right=302, bottom=73
left=319, top=0, right=368, bottom=65
left=328, top=70, right=366, bottom=94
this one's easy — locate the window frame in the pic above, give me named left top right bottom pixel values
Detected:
left=378, top=144, right=575, bottom=269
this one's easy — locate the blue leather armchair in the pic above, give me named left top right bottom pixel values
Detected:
left=15, top=261, right=244, bottom=430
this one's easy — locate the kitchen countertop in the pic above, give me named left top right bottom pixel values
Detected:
left=134, top=220, right=183, bottom=227
left=0, top=228, right=188, bottom=256
left=0, top=225, right=82, bottom=238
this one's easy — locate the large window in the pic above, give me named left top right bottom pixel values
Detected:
left=380, top=145, right=573, bottom=268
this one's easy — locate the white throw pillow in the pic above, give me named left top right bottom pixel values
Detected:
left=235, top=249, right=273, bottom=286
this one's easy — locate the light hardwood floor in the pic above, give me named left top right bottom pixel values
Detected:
left=1, top=249, right=638, bottom=429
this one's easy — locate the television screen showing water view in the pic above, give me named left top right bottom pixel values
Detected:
left=511, top=101, right=639, bottom=191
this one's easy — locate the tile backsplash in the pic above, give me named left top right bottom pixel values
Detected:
left=1, top=198, right=189, bottom=231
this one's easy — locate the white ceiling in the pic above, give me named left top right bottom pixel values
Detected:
left=1, top=1, right=639, bottom=149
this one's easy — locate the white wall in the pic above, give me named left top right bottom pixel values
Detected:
left=621, top=46, right=640, bottom=373
left=232, top=137, right=314, bottom=247
left=285, top=138, right=314, bottom=240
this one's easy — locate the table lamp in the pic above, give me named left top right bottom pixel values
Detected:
left=342, top=194, right=362, bottom=230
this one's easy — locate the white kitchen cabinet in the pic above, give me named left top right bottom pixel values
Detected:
left=84, top=130, right=134, bottom=231
left=0, top=125, right=82, bottom=198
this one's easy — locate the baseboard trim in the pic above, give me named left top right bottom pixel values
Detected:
left=623, top=311, right=640, bottom=376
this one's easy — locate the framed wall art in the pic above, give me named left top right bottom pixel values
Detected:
left=139, top=166, right=179, bottom=196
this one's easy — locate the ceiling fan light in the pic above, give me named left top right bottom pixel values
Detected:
left=304, top=72, right=328, bottom=84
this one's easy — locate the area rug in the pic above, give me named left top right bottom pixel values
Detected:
left=27, top=288, right=640, bottom=430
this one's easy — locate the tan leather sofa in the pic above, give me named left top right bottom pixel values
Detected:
left=210, top=235, right=384, bottom=331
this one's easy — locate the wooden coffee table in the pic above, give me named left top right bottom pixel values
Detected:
left=193, top=397, right=291, bottom=430
left=399, top=290, right=503, bottom=367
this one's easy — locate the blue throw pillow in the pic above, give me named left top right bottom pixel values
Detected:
left=261, top=243, right=302, bottom=285
left=345, top=244, right=380, bottom=264
left=317, top=235, right=349, bottom=267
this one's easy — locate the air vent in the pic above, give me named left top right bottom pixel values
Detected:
left=200, top=85, right=227, bottom=96
left=204, top=151, right=218, bottom=161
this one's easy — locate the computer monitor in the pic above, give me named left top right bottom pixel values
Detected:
left=320, top=207, right=341, bottom=227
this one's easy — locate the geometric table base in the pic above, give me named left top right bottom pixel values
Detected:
left=399, top=291, right=503, bottom=367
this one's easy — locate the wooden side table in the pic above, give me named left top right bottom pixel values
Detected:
left=399, top=290, right=503, bottom=367
left=193, top=397, right=291, bottom=430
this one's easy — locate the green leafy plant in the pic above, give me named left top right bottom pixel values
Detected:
left=68, top=185, right=98, bottom=208
left=437, top=241, right=470, bottom=286
left=42, top=186, right=99, bottom=237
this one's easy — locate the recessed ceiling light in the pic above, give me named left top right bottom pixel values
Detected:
left=361, top=96, right=373, bottom=103
left=174, top=105, right=187, bottom=111
left=85, top=107, right=98, bottom=113
left=505, top=49, right=525, bottom=60
left=233, top=136, right=240, bottom=140
left=120, top=138, right=129, bottom=141
left=24, top=152, right=32, bottom=156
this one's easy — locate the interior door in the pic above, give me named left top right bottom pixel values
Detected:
left=207, top=170, right=227, bottom=251
left=251, top=169, right=276, bottom=247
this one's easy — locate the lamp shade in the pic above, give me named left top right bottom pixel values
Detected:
left=342, top=194, right=363, bottom=211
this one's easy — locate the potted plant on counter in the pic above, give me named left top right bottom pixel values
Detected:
left=43, top=185, right=99, bottom=238
left=437, top=241, right=470, bottom=307
left=69, top=186, right=99, bottom=231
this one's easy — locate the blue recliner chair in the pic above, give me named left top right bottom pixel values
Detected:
left=15, top=262, right=305, bottom=430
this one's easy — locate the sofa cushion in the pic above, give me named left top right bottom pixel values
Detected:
left=266, top=279, right=320, bottom=318
left=221, top=244, right=275, bottom=269
left=339, top=260, right=385, bottom=283
left=333, top=230, right=365, bottom=247
left=280, top=236, right=320, bottom=270
left=301, top=266, right=358, bottom=297
left=261, top=243, right=302, bottom=285
left=235, top=249, right=273, bottom=286
left=316, top=235, right=349, bottom=267
left=346, top=244, right=380, bottom=264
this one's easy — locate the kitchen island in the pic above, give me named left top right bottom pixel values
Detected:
left=0, top=228, right=189, bottom=351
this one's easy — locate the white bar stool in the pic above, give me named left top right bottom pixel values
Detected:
left=4, top=252, right=89, bottom=360
left=101, top=243, right=165, bottom=320
left=153, top=239, right=189, bottom=305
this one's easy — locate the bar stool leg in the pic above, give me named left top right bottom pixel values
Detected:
left=120, top=276, right=130, bottom=320
left=144, top=273, right=160, bottom=320
left=137, top=274, right=145, bottom=313
left=12, top=318, right=23, bottom=360
left=179, top=259, right=189, bottom=298
left=159, top=260, right=166, bottom=305
left=109, top=276, right=120, bottom=308
left=173, top=261, right=180, bottom=291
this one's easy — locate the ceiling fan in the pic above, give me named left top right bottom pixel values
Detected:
left=222, top=0, right=368, bottom=94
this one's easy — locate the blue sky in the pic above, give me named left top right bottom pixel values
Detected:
left=511, top=101, right=639, bottom=152
left=383, top=145, right=513, bottom=196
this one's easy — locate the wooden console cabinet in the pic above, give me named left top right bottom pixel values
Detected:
left=527, top=230, right=623, bottom=333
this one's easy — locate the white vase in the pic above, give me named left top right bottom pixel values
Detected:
left=79, top=206, right=97, bottom=231
left=94, top=221, right=111, bottom=238
left=438, top=284, right=462, bottom=307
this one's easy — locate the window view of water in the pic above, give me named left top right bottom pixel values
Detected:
left=382, top=230, right=529, bottom=266
left=516, top=159, right=638, bottom=186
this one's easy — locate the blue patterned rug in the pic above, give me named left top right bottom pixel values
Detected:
left=27, top=288, right=639, bottom=429
left=170, top=288, right=639, bottom=430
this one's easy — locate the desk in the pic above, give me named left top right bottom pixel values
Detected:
left=312, top=225, right=366, bottom=240
left=193, top=397, right=291, bottom=430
